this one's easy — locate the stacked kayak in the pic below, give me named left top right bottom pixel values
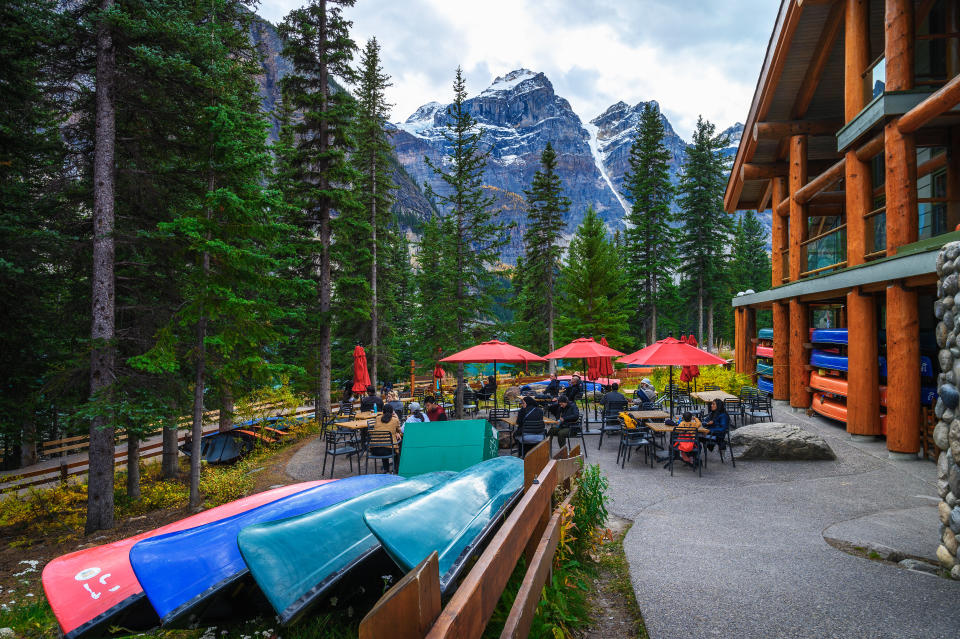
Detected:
left=41, top=481, right=329, bottom=639
left=130, top=474, right=394, bottom=628
left=365, top=455, right=524, bottom=593
left=756, top=328, right=773, bottom=395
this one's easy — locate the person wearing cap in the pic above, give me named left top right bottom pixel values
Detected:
left=638, top=378, right=657, bottom=403
left=424, top=395, right=447, bottom=421
left=401, top=401, right=430, bottom=433
left=359, top=385, right=384, bottom=413
left=546, top=394, right=580, bottom=446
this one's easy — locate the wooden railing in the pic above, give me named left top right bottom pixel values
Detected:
left=359, top=440, right=582, bottom=639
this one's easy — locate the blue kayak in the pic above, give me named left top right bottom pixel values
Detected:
left=364, top=456, right=523, bottom=593
left=878, top=356, right=934, bottom=378
left=757, top=361, right=773, bottom=377
left=239, top=472, right=454, bottom=625
left=757, top=377, right=773, bottom=395
left=810, top=328, right=848, bottom=345
left=130, top=474, right=399, bottom=628
left=757, top=327, right=773, bottom=341
left=810, top=349, right=849, bottom=372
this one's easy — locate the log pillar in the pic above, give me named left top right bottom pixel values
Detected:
left=886, top=283, right=920, bottom=454
left=734, top=307, right=746, bottom=373
left=745, top=307, right=757, bottom=380
left=789, top=136, right=808, bottom=281
left=771, top=177, right=788, bottom=286
left=846, top=289, right=881, bottom=435
left=773, top=302, right=790, bottom=401
left=789, top=299, right=811, bottom=409
left=845, top=0, right=871, bottom=266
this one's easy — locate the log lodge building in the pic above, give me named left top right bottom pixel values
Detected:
left=729, top=0, right=959, bottom=457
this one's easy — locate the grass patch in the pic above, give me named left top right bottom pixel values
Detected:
left=596, top=523, right=648, bottom=638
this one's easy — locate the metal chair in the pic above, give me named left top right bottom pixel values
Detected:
left=488, top=408, right=511, bottom=432
left=321, top=430, right=361, bottom=477
left=337, top=402, right=355, bottom=417
left=617, top=417, right=653, bottom=468
left=703, top=427, right=736, bottom=467
left=365, top=430, right=397, bottom=474
left=598, top=403, right=626, bottom=449
left=514, top=418, right=546, bottom=457
left=745, top=394, right=773, bottom=423
left=668, top=427, right=703, bottom=477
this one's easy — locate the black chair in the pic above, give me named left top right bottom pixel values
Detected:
left=617, top=417, right=653, bottom=468
left=514, top=419, right=546, bottom=457
left=745, top=394, right=773, bottom=423
left=704, top=384, right=722, bottom=391
left=459, top=389, right=479, bottom=416
left=337, top=402, right=355, bottom=417
left=668, top=427, right=703, bottom=477
left=598, top=401, right=628, bottom=449
left=321, top=430, right=360, bottom=477
left=561, top=417, right=588, bottom=458
left=365, top=430, right=397, bottom=474
left=488, top=408, right=511, bottom=432
left=703, top=427, right=736, bottom=467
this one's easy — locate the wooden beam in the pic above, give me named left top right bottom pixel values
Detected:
left=915, top=0, right=936, bottom=29
left=742, top=162, right=789, bottom=180
left=771, top=178, right=787, bottom=286
left=846, top=148, right=871, bottom=267
left=809, top=190, right=846, bottom=204
left=789, top=299, right=811, bottom=409
left=855, top=131, right=885, bottom=160
left=845, top=0, right=870, bottom=121
left=885, top=283, right=920, bottom=454
left=789, top=135, right=808, bottom=281
left=918, top=151, right=948, bottom=179
left=758, top=179, right=774, bottom=212
left=794, top=156, right=846, bottom=204
left=793, top=0, right=846, bottom=119
left=753, top=120, right=842, bottom=142
left=885, top=120, right=918, bottom=252
left=885, top=0, right=914, bottom=93
left=846, top=290, right=881, bottom=435
left=898, top=74, right=960, bottom=134
left=773, top=301, right=790, bottom=400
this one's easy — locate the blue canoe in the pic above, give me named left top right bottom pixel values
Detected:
left=757, top=377, right=773, bottom=395
left=130, top=474, right=399, bottom=628
left=364, top=456, right=523, bottom=593
left=878, top=356, right=934, bottom=378
left=239, top=472, right=455, bottom=625
left=757, top=327, right=773, bottom=341
left=810, top=328, right=848, bottom=345
left=813, top=352, right=934, bottom=379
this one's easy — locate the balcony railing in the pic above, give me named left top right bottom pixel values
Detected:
left=801, top=224, right=846, bottom=278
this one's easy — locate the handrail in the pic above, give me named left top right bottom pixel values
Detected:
left=800, top=223, right=846, bottom=247
left=800, top=261, right=848, bottom=277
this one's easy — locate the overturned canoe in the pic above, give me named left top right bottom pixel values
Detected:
left=41, top=481, right=327, bottom=639
left=364, top=456, right=524, bottom=593
left=757, top=361, right=773, bottom=377
left=130, top=474, right=398, bottom=628
left=756, top=345, right=773, bottom=358
left=180, top=430, right=255, bottom=464
left=239, top=471, right=454, bottom=625
left=811, top=392, right=887, bottom=434
left=757, top=327, right=773, bottom=341
left=757, top=377, right=773, bottom=395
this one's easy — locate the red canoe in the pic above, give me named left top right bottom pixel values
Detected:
left=756, top=345, right=773, bottom=358
left=42, top=481, right=329, bottom=639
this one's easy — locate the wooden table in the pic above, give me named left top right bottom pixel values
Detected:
left=690, top=390, right=737, bottom=403
left=334, top=415, right=376, bottom=430
left=501, top=416, right=559, bottom=428
left=645, top=422, right=709, bottom=435
left=627, top=410, right=670, bottom=421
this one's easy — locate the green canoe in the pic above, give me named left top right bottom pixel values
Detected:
left=364, top=456, right=524, bottom=593
left=757, top=361, right=774, bottom=377
left=238, top=471, right=453, bottom=625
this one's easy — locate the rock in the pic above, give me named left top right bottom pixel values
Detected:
left=935, top=300, right=945, bottom=320
left=951, top=506, right=960, bottom=533
left=944, top=408, right=956, bottom=423
left=953, top=564, right=960, bottom=580
left=0, top=629, right=13, bottom=639
left=946, top=295, right=955, bottom=309
left=940, top=500, right=952, bottom=525
left=947, top=242, right=960, bottom=261
left=937, top=321, right=949, bottom=347
left=939, top=450, right=950, bottom=480
left=944, top=528, right=958, bottom=555
left=940, top=384, right=959, bottom=409
left=935, top=422, right=950, bottom=450
left=943, top=272, right=959, bottom=297
left=949, top=492, right=958, bottom=508
left=953, top=360, right=960, bottom=387
left=936, top=397, right=945, bottom=419
left=952, top=435, right=960, bottom=465
left=939, top=479, right=951, bottom=499
left=950, top=460, right=960, bottom=496
left=502, top=386, right=521, bottom=404
left=940, top=348, right=953, bottom=371
left=730, top=423, right=836, bottom=460
left=899, top=558, right=940, bottom=576
left=936, top=544, right=956, bottom=568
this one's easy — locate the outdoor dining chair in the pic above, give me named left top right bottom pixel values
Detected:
left=337, top=402, right=355, bottom=417
left=458, top=389, right=479, bottom=416
left=488, top=408, right=511, bottom=432
left=598, top=403, right=626, bottom=449
left=321, top=429, right=361, bottom=477
left=745, top=394, right=773, bottom=423
left=514, top=418, right=546, bottom=457
left=617, top=416, right=653, bottom=468
left=702, top=427, right=736, bottom=468
left=365, top=430, right=398, bottom=474
left=667, top=427, right=703, bottom=477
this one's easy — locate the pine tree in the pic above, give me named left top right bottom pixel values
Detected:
left=516, top=142, right=570, bottom=361
left=278, top=0, right=359, bottom=413
left=730, top=210, right=771, bottom=294
left=353, top=37, right=395, bottom=386
left=676, top=116, right=731, bottom=351
left=556, top=207, right=630, bottom=346
left=623, top=103, right=675, bottom=345
left=423, top=67, right=509, bottom=416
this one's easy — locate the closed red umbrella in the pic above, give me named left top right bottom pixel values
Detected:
left=351, top=345, right=371, bottom=393
left=618, top=337, right=726, bottom=418
left=680, top=334, right=701, bottom=386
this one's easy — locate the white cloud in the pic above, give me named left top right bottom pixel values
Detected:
left=255, top=0, right=778, bottom=140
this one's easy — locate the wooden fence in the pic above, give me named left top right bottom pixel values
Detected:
left=359, top=440, right=582, bottom=639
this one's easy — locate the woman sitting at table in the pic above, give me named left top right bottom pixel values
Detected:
left=401, top=401, right=430, bottom=433
left=701, top=399, right=730, bottom=451
left=385, top=390, right=404, bottom=416
left=547, top=395, right=580, bottom=447
left=478, top=375, right=497, bottom=401
left=371, top=404, right=401, bottom=472
left=517, top=396, right=542, bottom=429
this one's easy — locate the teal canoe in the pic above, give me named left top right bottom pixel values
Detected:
left=364, top=456, right=524, bottom=593
left=757, top=361, right=773, bottom=377
left=238, top=472, right=453, bottom=625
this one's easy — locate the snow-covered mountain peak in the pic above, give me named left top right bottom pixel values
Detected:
left=479, top=68, right=550, bottom=97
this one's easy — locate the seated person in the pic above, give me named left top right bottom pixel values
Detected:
left=424, top=395, right=447, bottom=422
left=385, top=390, right=404, bottom=416
left=516, top=396, right=542, bottom=430
left=547, top=395, right=580, bottom=447
left=401, top=402, right=430, bottom=433
left=478, top=375, right=497, bottom=400
left=544, top=373, right=562, bottom=398
left=701, top=399, right=730, bottom=451
left=359, top=385, right=384, bottom=413
left=371, top=404, right=401, bottom=472
left=600, top=382, right=628, bottom=413
left=637, top=378, right=657, bottom=403
left=672, top=411, right=701, bottom=464
left=565, top=375, right=583, bottom=403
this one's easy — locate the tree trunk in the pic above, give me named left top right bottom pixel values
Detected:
left=706, top=304, right=715, bottom=353
left=20, top=418, right=37, bottom=468
left=126, top=436, right=140, bottom=500
left=696, top=278, right=704, bottom=344
left=86, top=0, right=117, bottom=534
left=370, top=153, right=378, bottom=387
left=190, top=312, right=207, bottom=511
left=456, top=362, right=464, bottom=420
left=316, top=0, right=332, bottom=416
left=218, top=386, right=234, bottom=433
left=650, top=300, right=658, bottom=346
left=547, top=254, right=556, bottom=373
left=162, top=421, right=179, bottom=479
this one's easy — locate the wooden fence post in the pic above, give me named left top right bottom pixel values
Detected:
left=359, top=551, right=442, bottom=639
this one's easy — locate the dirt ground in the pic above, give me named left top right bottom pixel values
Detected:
left=584, top=515, right=648, bottom=639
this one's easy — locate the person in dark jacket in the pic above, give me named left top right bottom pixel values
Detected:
left=564, top=375, right=583, bottom=403
left=600, top=382, right=628, bottom=412
left=478, top=375, right=497, bottom=401
left=517, top=396, right=543, bottom=429
left=702, top=399, right=730, bottom=451
left=544, top=373, right=562, bottom=398
left=547, top=395, right=580, bottom=446
left=359, top=385, right=384, bottom=413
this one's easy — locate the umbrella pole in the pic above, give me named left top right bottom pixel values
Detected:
left=669, top=366, right=675, bottom=421
left=582, top=358, right=590, bottom=432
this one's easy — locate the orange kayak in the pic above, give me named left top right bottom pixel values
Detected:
left=811, top=392, right=886, bottom=434
left=809, top=372, right=887, bottom=406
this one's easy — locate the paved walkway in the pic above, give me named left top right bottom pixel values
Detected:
left=590, top=405, right=960, bottom=639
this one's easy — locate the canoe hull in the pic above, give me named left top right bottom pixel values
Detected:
left=811, top=392, right=887, bottom=434
left=239, top=472, right=455, bottom=626
left=42, top=481, right=326, bottom=639
left=757, top=377, right=773, bottom=395
left=756, top=345, right=773, bottom=358
left=364, top=456, right=524, bottom=593
left=131, top=475, right=398, bottom=628
left=757, top=327, right=773, bottom=341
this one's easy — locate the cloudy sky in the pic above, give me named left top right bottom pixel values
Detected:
left=256, top=0, right=780, bottom=141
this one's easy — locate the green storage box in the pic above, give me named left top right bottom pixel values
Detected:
left=398, top=419, right=499, bottom=475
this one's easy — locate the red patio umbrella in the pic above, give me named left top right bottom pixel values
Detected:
left=543, top=337, right=625, bottom=429
left=589, top=336, right=615, bottom=379
left=618, top=337, right=726, bottom=419
left=351, top=344, right=372, bottom=393
left=440, top=340, right=547, bottom=410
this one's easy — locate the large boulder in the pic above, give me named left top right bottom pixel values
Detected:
left=731, top=423, right=836, bottom=460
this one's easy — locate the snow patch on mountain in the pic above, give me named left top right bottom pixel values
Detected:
left=479, top=68, right=541, bottom=97
left=582, top=121, right=630, bottom=217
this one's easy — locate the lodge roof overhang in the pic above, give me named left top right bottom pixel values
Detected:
left=723, top=0, right=877, bottom=213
